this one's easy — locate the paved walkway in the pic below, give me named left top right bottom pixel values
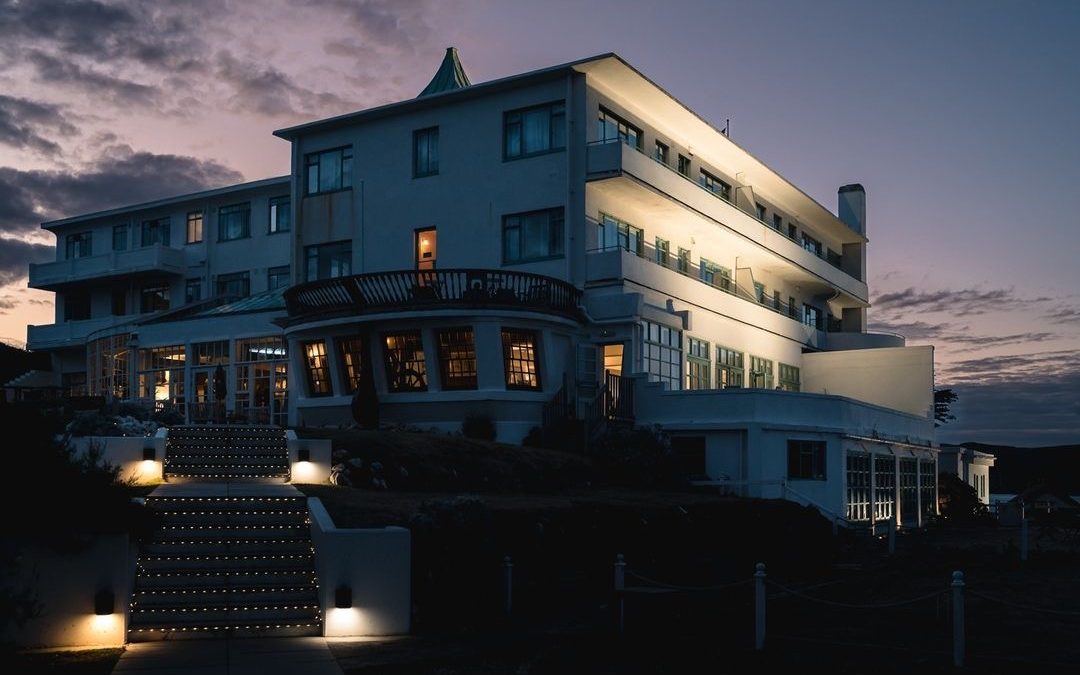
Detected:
left=111, top=637, right=345, bottom=675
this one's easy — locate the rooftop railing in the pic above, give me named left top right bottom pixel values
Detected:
left=283, top=268, right=582, bottom=322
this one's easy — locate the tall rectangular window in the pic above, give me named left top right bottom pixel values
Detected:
left=502, top=208, right=564, bottom=263
left=802, top=233, right=823, bottom=257
left=788, top=223, right=797, bottom=240
left=754, top=282, right=766, bottom=303
left=267, top=265, right=290, bottom=291
left=788, top=440, right=826, bottom=480
left=269, top=196, right=290, bottom=233
left=677, top=154, right=691, bottom=177
left=699, top=258, right=731, bottom=291
left=338, top=336, right=365, bottom=394
left=186, top=211, right=203, bottom=243
left=686, top=337, right=711, bottom=390
left=803, top=304, right=822, bottom=330
left=141, top=217, right=170, bottom=247
left=654, top=140, right=669, bottom=165
left=303, top=341, right=332, bottom=397
left=140, top=284, right=170, bottom=313
left=677, top=247, right=691, bottom=275
left=717, top=346, right=744, bottom=388
left=756, top=203, right=767, bottom=221
left=305, top=240, right=352, bottom=281
left=501, top=329, right=540, bottom=390
left=413, top=126, right=439, bottom=177
left=185, top=278, right=202, bottom=303
left=504, top=101, right=565, bottom=159
left=598, top=214, right=642, bottom=255
left=874, top=455, right=896, bottom=522
left=65, top=231, right=92, bottom=259
left=112, top=224, right=128, bottom=251
left=750, top=355, right=773, bottom=388
left=772, top=214, right=783, bottom=231
left=218, top=202, right=250, bottom=241
left=778, top=363, right=801, bottom=392
left=655, top=238, right=670, bottom=267
left=846, top=452, right=872, bottom=522
left=699, top=169, right=731, bottom=201
left=306, top=146, right=353, bottom=195
left=920, top=460, right=937, bottom=519
left=216, top=271, right=250, bottom=298
left=383, top=331, right=427, bottom=392
left=597, top=107, right=642, bottom=149
left=437, top=327, right=477, bottom=390
left=640, top=320, right=681, bottom=391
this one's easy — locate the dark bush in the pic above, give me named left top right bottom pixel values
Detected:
left=590, top=425, right=683, bottom=488
left=461, top=413, right=496, bottom=442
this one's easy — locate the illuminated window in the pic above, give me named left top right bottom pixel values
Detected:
left=338, top=336, right=365, bottom=394
left=141, top=217, right=170, bottom=246
left=788, top=440, right=826, bottom=480
left=140, top=285, right=170, bottom=313
left=502, top=208, right=563, bottom=263
left=192, top=340, right=229, bottom=365
left=686, top=338, right=710, bottom=390
left=504, top=101, right=565, bottom=159
left=305, top=241, right=352, bottom=281
left=186, top=211, right=203, bottom=243
left=597, top=107, right=642, bottom=149
left=235, top=337, right=287, bottom=362
left=303, top=341, right=332, bottom=397
left=874, top=455, right=896, bottom=522
left=846, top=452, right=871, bottom=521
left=699, top=169, right=731, bottom=201
left=216, top=271, right=250, bottom=298
left=639, top=320, right=681, bottom=391
left=384, top=331, right=427, bottom=392
left=437, top=327, right=477, bottom=390
left=306, top=146, right=353, bottom=195
left=268, top=265, right=290, bottom=291
left=112, top=225, right=128, bottom=251
left=749, top=356, right=773, bottom=389
left=598, top=214, right=642, bottom=255
left=717, top=346, right=744, bottom=389
left=88, top=334, right=130, bottom=399
left=218, top=202, right=251, bottom=241
left=413, top=127, right=439, bottom=177
left=778, top=363, right=800, bottom=392
left=137, top=345, right=185, bottom=404
left=920, top=460, right=937, bottom=519
left=501, top=329, right=540, bottom=390
left=65, top=231, right=92, bottom=259
left=269, top=196, right=290, bottom=233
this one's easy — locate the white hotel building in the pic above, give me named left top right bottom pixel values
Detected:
left=26, top=50, right=938, bottom=526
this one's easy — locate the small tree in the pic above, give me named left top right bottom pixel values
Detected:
left=938, top=472, right=987, bottom=522
left=934, top=388, right=958, bottom=427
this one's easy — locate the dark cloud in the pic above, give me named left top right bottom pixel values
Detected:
left=214, top=52, right=352, bottom=118
left=0, top=94, right=79, bottom=154
left=939, top=349, right=1080, bottom=386
left=1045, top=305, right=1080, bottom=324
left=866, top=319, right=954, bottom=341
left=309, top=0, right=434, bottom=52
left=0, top=238, right=53, bottom=286
left=0, top=147, right=243, bottom=236
left=872, top=286, right=1049, bottom=317
left=867, top=317, right=1054, bottom=352
left=26, top=50, right=160, bottom=107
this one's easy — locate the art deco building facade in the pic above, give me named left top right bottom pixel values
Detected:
left=27, top=50, right=938, bottom=525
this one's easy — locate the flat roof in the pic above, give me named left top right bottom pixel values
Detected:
left=41, top=175, right=290, bottom=231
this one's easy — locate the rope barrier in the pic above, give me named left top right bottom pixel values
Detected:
left=968, top=591, right=1080, bottom=617
left=624, top=570, right=751, bottom=592
left=765, top=579, right=945, bottom=609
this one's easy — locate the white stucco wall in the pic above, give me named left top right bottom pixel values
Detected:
left=287, top=433, right=333, bottom=483
left=801, top=345, right=934, bottom=419
left=308, top=498, right=411, bottom=636
left=70, top=435, right=165, bottom=485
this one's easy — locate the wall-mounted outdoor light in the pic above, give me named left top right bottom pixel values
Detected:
left=143, top=446, right=156, bottom=461
left=335, top=585, right=352, bottom=609
left=297, top=448, right=311, bottom=463
left=94, top=589, right=115, bottom=616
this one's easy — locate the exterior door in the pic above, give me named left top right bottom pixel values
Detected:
left=415, top=228, right=437, bottom=270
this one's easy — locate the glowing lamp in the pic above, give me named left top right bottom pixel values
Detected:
left=94, top=589, right=115, bottom=616
left=143, top=446, right=156, bottom=461
left=297, top=448, right=310, bottom=463
left=335, top=585, right=352, bottom=609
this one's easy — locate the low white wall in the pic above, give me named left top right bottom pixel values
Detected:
left=308, top=497, right=411, bottom=636
left=70, top=435, right=164, bottom=485
left=801, top=345, right=935, bottom=419
left=2, top=534, right=134, bottom=648
left=287, top=432, right=333, bottom=484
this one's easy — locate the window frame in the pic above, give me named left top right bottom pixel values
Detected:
left=437, top=327, right=478, bottom=391
left=302, top=340, right=333, bottom=397
left=305, top=146, right=354, bottom=196
left=597, top=106, right=643, bottom=150
left=184, top=278, right=202, bottom=304
left=699, top=169, right=732, bottom=201
left=717, top=346, right=744, bottom=389
left=140, top=217, right=170, bottom=247
left=112, top=224, right=128, bottom=252
left=501, top=207, right=565, bottom=264
left=267, top=265, right=290, bottom=291
left=749, top=355, right=773, bottom=389
left=215, top=271, right=250, bottom=299
left=65, top=231, right=93, bottom=260
left=677, top=154, right=691, bottom=177
left=598, top=213, right=643, bottom=256
left=337, top=336, right=366, bottom=395
left=217, top=202, right=251, bottom=242
left=655, top=238, right=670, bottom=267
left=139, top=284, right=170, bottom=314
left=186, top=210, right=204, bottom=244
left=788, top=439, right=826, bottom=480
left=503, top=100, right=566, bottom=161
left=501, top=328, right=541, bottom=390
left=778, top=363, right=801, bottom=392
left=383, top=330, right=428, bottom=393
left=654, top=140, right=669, bottom=165
left=686, top=337, right=711, bottom=390
left=639, top=320, right=682, bottom=391
left=268, top=196, right=291, bottom=234
left=412, top=126, right=439, bottom=178
left=305, top=240, right=353, bottom=282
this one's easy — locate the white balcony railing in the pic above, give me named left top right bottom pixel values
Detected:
left=29, top=244, right=186, bottom=290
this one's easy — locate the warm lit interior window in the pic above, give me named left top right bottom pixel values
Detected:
left=501, top=329, right=540, bottom=390
left=437, top=328, right=477, bottom=390
left=303, top=341, right=332, bottom=396
left=384, top=332, right=427, bottom=392
left=338, top=336, right=365, bottom=393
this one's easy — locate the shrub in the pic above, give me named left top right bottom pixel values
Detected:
left=461, top=413, right=496, bottom=442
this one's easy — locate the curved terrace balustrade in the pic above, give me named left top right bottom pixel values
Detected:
left=283, top=269, right=582, bottom=323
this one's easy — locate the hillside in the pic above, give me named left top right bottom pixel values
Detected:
left=0, top=342, right=50, bottom=386
left=964, top=442, right=1080, bottom=494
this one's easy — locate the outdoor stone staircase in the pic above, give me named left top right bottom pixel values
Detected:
left=129, top=426, right=321, bottom=641
left=163, top=425, right=290, bottom=481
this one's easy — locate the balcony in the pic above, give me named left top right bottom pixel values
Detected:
left=28, top=244, right=186, bottom=291
left=585, top=140, right=868, bottom=302
left=283, top=269, right=582, bottom=326
left=27, top=316, right=133, bottom=350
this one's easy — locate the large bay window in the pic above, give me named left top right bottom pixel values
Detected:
left=501, top=329, right=540, bottom=390
left=437, top=327, right=477, bottom=390
left=303, top=341, right=332, bottom=397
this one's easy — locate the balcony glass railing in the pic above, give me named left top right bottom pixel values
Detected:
left=588, top=138, right=846, bottom=273
left=586, top=226, right=826, bottom=331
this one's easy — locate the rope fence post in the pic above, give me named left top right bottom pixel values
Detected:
left=1020, top=517, right=1029, bottom=562
left=503, top=555, right=513, bottom=617
left=951, top=570, right=965, bottom=668
left=754, top=562, right=767, bottom=651
left=614, top=553, right=626, bottom=635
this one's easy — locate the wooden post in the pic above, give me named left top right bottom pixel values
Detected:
left=503, top=556, right=513, bottom=617
left=614, top=554, right=625, bottom=634
left=754, top=562, right=767, bottom=650
left=951, top=571, right=965, bottom=668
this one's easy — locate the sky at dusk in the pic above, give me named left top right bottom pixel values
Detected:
left=0, top=0, right=1077, bottom=445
